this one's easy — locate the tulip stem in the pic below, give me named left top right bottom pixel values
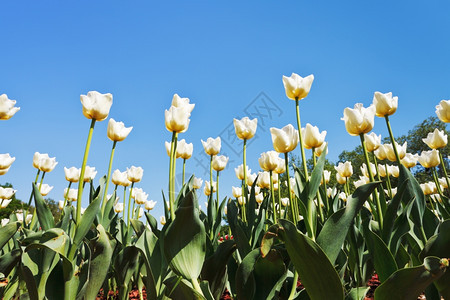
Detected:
left=278, top=184, right=282, bottom=219
left=288, top=271, right=299, bottom=300
left=432, top=168, right=444, bottom=196
left=270, top=170, right=277, bottom=223
left=127, top=182, right=135, bottom=228
left=191, top=278, right=204, bottom=298
left=360, top=134, right=383, bottom=231
left=312, top=149, right=324, bottom=223
left=384, top=115, right=401, bottom=165
left=438, top=150, right=450, bottom=195
left=168, top=132, right=178, bottom=220
left=182, top=158, right=186, bottom=186
left=243, top=139, right=248, bottom=204
left=210, top=155, right=214, bottom=204
left=216, top=170, right=220, bottom=205
left=76, top=119, right=96, bottom=224
left=295, top=99, right=309, bottom=181
left=284, top=152, right=297, bottom=225
left=123, top=186, right=127, bottom=221
left=25, top=169, right=41, bottom=228
left=102, top=140, right=117, bottom=215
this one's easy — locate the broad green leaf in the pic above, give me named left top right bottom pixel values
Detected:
left=235, top=248, right=259, bottom=300
left=33, top=183, right=55, bottom=230
left=0, top=221, right=20, bottom=249
left=135, top=230, right=158, bottom=300
left=0, top=249, right=21, bottom=277
left=382, top=179, right=409, bottom=242
left=164, top=190, right=206, bottom=280
left=317, top=182, right=379, bottom=264
left=345, top=287, right=370, bottom=300
left=362, top=219, right=398, bottom=282
left=374, top=256, right=447, bottom=300
left=131, top=219, right=145, bottom=237
left=253, top=249, right=286, bottom=300
left=73, top=195, right=101, bottom=248
left=278, top=219, right=344, bottom=300
left=227, top=200, right=251, bottom=258
left=145, top=211, right=159, bottom=234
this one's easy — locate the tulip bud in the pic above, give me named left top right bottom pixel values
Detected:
left=338, top=192, right=348, bottom=202
left=165, top=141, right=181, bottom=158
left=212, top=155, right=229, bottom=172
left=258, top=151, right=280, bottom=171
left=272, top=173, right=279, bottom=184
left=33, top=153, right=58, bottom=173
left=246, top=173, right=257, bottom=187
left=160, top=216, right=166, bottom=225
left=145, top=200, right=157, bottom=210
left=389, top=165, right=399, bottom=178
left=255, top=193, right=264, bottom=204
left=165, top=105, right=191, bottom=133
left=0, top=187, right=16, bottom=200
left=418, top=149, right=441, bottom=169
left=282, top=73, right=314, bottom=100
left=438, top=177, right=448, bottom=189
left=374, top=144, right=388, bottom=161
left=232, top=186, right=242, bottom=198
left=420, top=182, right=435, bottom=195
left=114, top=203, right=124, bottom=213
left=127, top=166, right=144, bottom=183
left=0, top=94, right=20, bottom=120
left=360, top=163, right=376, bottom=178
left=435, top=100, right=450, bottom=123
left=335, top=161, right=353, bottom=178
left=133, top=189, right=149, bottom=205
left=171, top=94, right=195, bottom=113
left=336, top=173, right=347, bottom=185
left=177, top=139, right=193, bottom=160
left=193, top=177, right=203, bottom=189
left=0, top=199, right=11, bottom=208
left=58, top=200, right=64, bottom=210
left=112, top=169, right=131, bottom=187
left=235, top=164, right=251, bottom=180
left=364, top=132, right=381, bottom=152
left=274, top=158, right=286, bottom=174
left=423, top=128, right=448, bottom=149
left=327, top=187, right=337, bottom=198
left=237, top=196, right=246, bottom=205
left=385, top=142, right=407, bottom=161
left=39, top=184, right=53, bottom=196
left=256, top=172, right=271, bottom=189
left=302, top=123, right=327, bottom=149
left=401, top=153, right=419, bottom=169
left=233, top=117, right=258, bottom=140
left=80, top=91, right=113, bottom=121
left=270, top=124, right=299, bottom=153
left=0, top=153, right=15, bottom=170
left=64, top=167, right=81, bottom=183
left=354, top=176, right=370, bottom=189
left=201, top=137, right=221, bottom=156
left=107, top=118, right=133, bottom=142
left=341, top=103, right=376, bottom=136
left=373, top=92, right=398, bottom=117
left=64, top=188, right=78, bottom=202
left=83, top=166, right=97, bottom=182
left=314, top=142, right=328, bottom=157
left=377, top=164, right=387, bottom=177
left=281, top=197, right=289, bottom=207
left=1, top=219, right=9, bottom=226
left=204, top=181, right=216, bottom=196
left=321, top=170, right=331, bottom=184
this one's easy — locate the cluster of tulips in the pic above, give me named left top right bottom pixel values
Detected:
left=0, top=72, right=449, bottom=300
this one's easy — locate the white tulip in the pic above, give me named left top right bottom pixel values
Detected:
left=270, top=124, right=299, bottom=153
left=341, top=103, right=376, bottom=136
left=314, top=142, right=328, bottom=157
left=335, top=161, right=353, bottom=178
left=0, top=153, right=15, bottom=170
left=160, top=216, right=166, bottom=225
left=422, top=128, right=448, bottom=149
left=0, top=187, right=16, bottom=200
left=80, top=91, right=113, bottom=121
left=373, top=91, right=398, bottom=117
left=0, top=199, right=12, bottom=208
left=127, top=166, right=144, bottom=183
left=232, top=186, right=242, bottom=198
left=114, top=202, right=124, bottom=213
left=435, top=100, right=450, bottom=123
left=165, top=105, right=191, bottom=133
left=64, top=167, right=81, bottom=183
left=282, top=73, right=314, bottom=100
left=233, top=117, right=258, bottom=140
left=112, top=169, right=131, bottom=187
left=364, top=132, right=381, bottom=152
left=256, top=171, right=271, bottom=189
left=107, top=118, right=133, bottom=142
left=193, top=177, right=203, bottom=189
left=418, top=149, right=441, bottom=169
left=204, top=181, right=216, bottom=196
left=302, top=123, right=326, bottom=149
left=177, top=139, right=193, bottom=160
left=83, top=166, right=97, bottom=182
left=58, top=200, right=64, bottom=210
left=39, top=184, right=53, bottom=196
left=201, top=137, right=221, bottom=156
left=64, top=188, right=78, bottom=202
left=385, top=142, right=407, bottom=161
left=401, top=153, right=419, bottom=169
left=255, top=193, right=264, bottom=204
left=235, top=164, right=251, bottom=180
left=145, top=200, right=156, bottom=210
left=212, top=155, right=229, bottom=172
left=0, top=94, right=20, bottom=120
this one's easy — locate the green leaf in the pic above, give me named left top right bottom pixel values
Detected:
left=33, top=183, right=55, bottom=230
left=374, top=256, right=447, bottom=300
left=0, top=221, right=20, bottom=249
left=235, top=248, right=259, bottom=300
left=164, top=190, right=206, bottom=280
left=73, top=195, right=101, bottom=248
left=362, top=219, right=398, bottom=282
left=278, top=219, right=344, bottom=300
left=382, top=178, right=409, bottom=242
left=0, top=249, right=21, bottom=277
left=135, top=230, right=158, bottom=300
left=317, top=182, right=379, bottom=265
left=253, top=249, right=286, bottom=300
left=85, top=224, right=113, bottom=299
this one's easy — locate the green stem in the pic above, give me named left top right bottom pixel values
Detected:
left=168, top=132, right=178, bottom=220
left=360, top=134, right=383, bottom=230
left=216, top=170, right=220, bottom=205
left=432, top=168, right=444, bottom=196
left=191, top=278, right=204, bottom=298
left=296, top=99, right=309, bottom=180
left=182, top=158, right=186, bottom=186
left=385, top=115, right=401, bottom=165
left=284, top=152, right=297, bottom=224
left=278, top=184, right=282, bottom=219
left=288, top=271, right=299, bottom=300
left=270, top=170, right=277, bottom=223
left=438, top=150, right=450, bottom=195
left=210, top=155, right=214, bottom=204
left=127, top=182, right=135, bottom=228
left=38, top=172, right=46, bottom=191
left=76, top=119, right=96, bottom=224
left=102, top=140, right=117, bottom=214
left=243, top=139, right=248, bottom=203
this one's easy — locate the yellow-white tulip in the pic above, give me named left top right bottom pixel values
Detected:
left=127, top=166, right=144, bottom=183
left=83, top=166, right=97, bottom=182
left=435, top=100, right=450, bottom=123
left=314, top=142, right=328, bottom=157
left=64, top=188, right=78, bottom=202
left=235, top=164, right=251, bottom=180
left=374, top=144, right=388, bottom=161
left=160, top=216, right=166, bottom=225
left=335, top=161, right=353, bottom=178
left=33, top=152, right=58, bottom=172
left=389, top=165, right=399, bottom=178
left=233, top=117, right=258, bottom=140
left=377, top=164, right=387, bottom=177
left=232, top=186, right=242, bottom=198
left=1, top=219, right=9, bottom=226
left=212, top=155, right=229, bottom=172
left=418, top=149, right=441, bottom=169
left=201, top=137, right=221, bottom=156
left=80, top=91, right=113, bottom=121
left=256, top=171, right=271, bottom=189
left=248, top=186, right=261, bottom=195
left=302, top=123, right=327, bottom=149
left=177, top=139, right=193, bottom=160
left=341, top=103, right=376, bottom=136
left=58, top=201, right=64, bottom=210
left=246, top=173, right=257, bottom=187
left=272, top=173, right=279, bottom=184
left=193, top=177, right=203, bottom=189
left=423, top=128, right=448, bottom=149
left=385, top=142, right=407, bottom=161
left=0, top=199, right=11, bottom=208
left=420, top=182, right=436, bottom=195
left=237, top=196, right=246, bottom=206
left=354, top=176, right=370, bottom=188
left=401, top=153, right=419, bottom=169
left=274, top=158, right=286, bottom=174
left=0, top=154, right=15, bottom=170
left=281, top=197, right=289, bottom=207
left=321, top=170, right=331, bottom=184
left=438, top=177, right=448, bottom=189
left=270, top=124, right=299, bottom=153
left=134, top=189, right=149, bottom=205
left=327, top=187, right=337, bottom=198
left=373, top=91, right=398, bottom=117
left=0, top=94, right=20, bottom=120
left=364, top=132, right=381, bottom=152
left=107, top=118, right=133, bottom=142
left=258, top=151, right=280, bottom=172
left=0, top=167, right=10, bottom=176
left=255, top=193, right=264, bottom=204
left=282, top=73, right=314, bottom=100
left=360, top=163, right=376, bottom=178
left=39, top=184, right=53, bottom=196
left=145, top=200, right=157, bottom=210
left=338, top=192, right=348, bottom=202
left=114, top=203, right=124, bottom=213
left=336, top=173, right=347, bottom=185
left=204, top=181, right=216, bottom=196
left=165, top=141, right=181, bottom=158
left=64, top=167, right=80, bottom=183
left=171, top=94, right=195, bottom=113
left=165, top=105, right=191, bottom=133
left=112, top=169, right=131, bottom=186
left=0, top=187, right=16, bottom=200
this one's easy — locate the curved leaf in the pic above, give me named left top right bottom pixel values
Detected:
left=33, top=183, right=55, bottom=230
left=235, top=248, right=259, bottom=300
left=0, top=221, right=20, bottom=249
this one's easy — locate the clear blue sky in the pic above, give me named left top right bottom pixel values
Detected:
left=2, top=1, right=450, bottom=219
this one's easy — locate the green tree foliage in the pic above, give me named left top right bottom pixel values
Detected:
left=0, top=183, right=31, bottom=219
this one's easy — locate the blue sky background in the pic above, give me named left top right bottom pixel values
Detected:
left=1, top=1, right=450, bottom=219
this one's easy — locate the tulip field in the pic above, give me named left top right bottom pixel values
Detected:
left=1, top=74, right=450, bottom=300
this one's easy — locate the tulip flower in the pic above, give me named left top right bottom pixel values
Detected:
left=58, top=200, right=64, bottom=210
left=401, top=153, right=419, bottom=169
left=336, top=173, right=347, bottom=185
left=0, top=187, right=16, bottom=200
left=246, top=173, right=257, bottom=187
left=374, top=144, right=388, bottom=161
left=341, top=103, right=376, bottom=136
left=314, top=142, right=328, bottom=157
left=233, top=117, right=258, bottom=140
left=385, top=142, right=407, bottom=162
left=248, top=186, right=261, bottom=195
left=232, top=186, right=242, bottom=198
left=0, top=94, right=20, bottom=120
left=0, top=167, right=10, bottom=176
left=193, top=177, right=203, bottom=189
left=165, top=105, right=191, bottom=133
left=1, top=219, right=9, bottom=226
left=0, top=154, right=15, bottom=170
left=64, top=188, right=78, bottom=202
left=373, top=92, right=398, bottom=117
left=165, top=141, right=182, bottom=158
left=423, top=128, right=448, bottom=149
left=377, top=164, right=387, bottom=177
left=361, top=163, right=376, bottom=179
left=327, top=188, right=337, bottom=198
left=177, top=139, right=193, bottom=160
left=338, top=192, right=348, bottom=202
left=145, top=200, right=156, bottom=210
left=438, top=177, right=448, bottom=189
left=354, top=176, right=369, bottom=189
left=390, top=187, right=398, bottom=198
left=321, top=170, right=331, bottom=184
left=274, top=158, right=286, bottom=174
left=235, top=164, right=251, bottom=180
left=39, top=184, right=53, bottom=196
left=301, top=123, right=327, bottom=149
left=0, top=199, right=11, bottom=208
left=270, top=124, right=299, bottom=154
left=127, top=166, right=144, bottom=183
left=33, top=152, right=58, bottom=173
left=420, top=182, right=436, bottom=195
left=237, top=196, right=246, bottom=206
left=258, top=151, right=280, bottom=172
left=107, top=118, right=133, bottom=142
left=389, top=165, right=400, bottom=178
left=335, top=161, right=353, bottom=178
left=112, top=169, right=131, bottom=187
left=64, top=167, right=80, bottom=183
left=114, top=202, right=124, bottom=213
left=430, top=194, right=441, bottom=203
left=80, top=91, right=113, bottom=121
left=281, top=197, right=290, bottom=207
left=364, top=132, right=381, bottom=152
left=171, top=94, right=195, bottom=113
left=83, top=166, right=97, bottom=182
left=282, top=73, right=314, bottom=100
left=435, top=100, right=450, bottom=123
left=212, top=155, right=229, bottom=172
left=134, top=189, right=149, bottom=205
left=255, top=193, right=264, bottom=204
left=204, top=181, right=216, bottom=196
left=256, top=171, right=271, bottom=189
left=160, top=216, right=166, bottom=225
left=201, top=137, right=221, bottom=156
left=418, top=149, right=441, bottom=169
